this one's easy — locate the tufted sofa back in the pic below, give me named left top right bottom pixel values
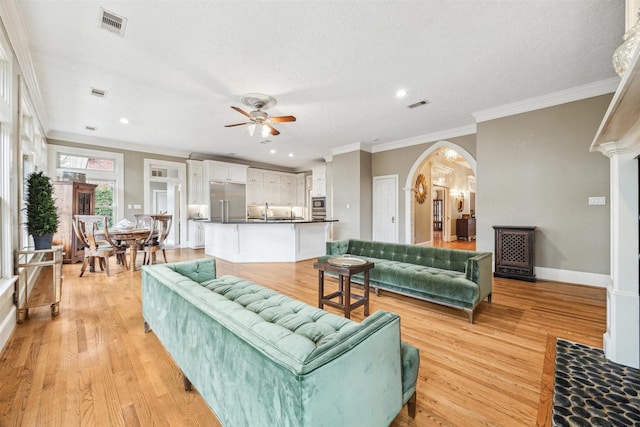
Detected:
left=346, top=239, right=481, bottom=273
left=199, top=275, right=371, bottom=364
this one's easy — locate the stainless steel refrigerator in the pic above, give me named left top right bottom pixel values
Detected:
left=210, top=181, right=247, bottom=222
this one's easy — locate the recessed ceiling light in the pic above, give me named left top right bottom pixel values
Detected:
left=270, top=149, right=276, bottom=154
left=288, top=153, right=294, bottom=158
left=119, top=117, right=129, bottom=124
left=396, top=89, right=407, bottom=98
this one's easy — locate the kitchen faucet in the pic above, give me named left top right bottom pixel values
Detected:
left=264, top=203, right=269, bottom=221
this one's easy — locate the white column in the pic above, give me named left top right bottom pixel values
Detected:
left=603, top=152, right=639, bottom=368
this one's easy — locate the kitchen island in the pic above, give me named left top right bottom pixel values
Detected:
left=202, top=220, right=337, bottom=263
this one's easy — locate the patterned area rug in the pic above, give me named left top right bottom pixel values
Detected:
left=553, top=338, right=640, bottom=426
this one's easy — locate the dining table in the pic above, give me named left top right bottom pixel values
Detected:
left=98, top=227, right=156, bottom=271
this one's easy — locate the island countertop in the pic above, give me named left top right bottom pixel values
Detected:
left=202, top=220, right=335, bottom=262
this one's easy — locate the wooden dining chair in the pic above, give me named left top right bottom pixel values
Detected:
left=140, top=214, right=172, bottom=265
left=72, top=215, right=128, bottom=277
left=134, top=214, right=153, bottom=229
left=135, top=216, right=157, bottom=266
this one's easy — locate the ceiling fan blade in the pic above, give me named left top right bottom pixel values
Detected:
left=268, top=115, right=296, bottom=123
left=231, top=106, right=251, bottom=117
left=224, top=122, right=251, bottom=127
left=266, top=124, right=280, bottom=136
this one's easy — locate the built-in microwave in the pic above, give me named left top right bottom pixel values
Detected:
left=312, top=197, right=326, bottom=208
left=312, top=197, right=326, bottom=220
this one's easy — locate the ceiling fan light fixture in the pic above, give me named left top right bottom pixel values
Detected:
left=247, top=123, right=256, bottom=136
left=261, top=124, right=270, bottom=138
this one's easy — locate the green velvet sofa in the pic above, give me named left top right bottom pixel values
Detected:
left=142, top=258, right=419, bottom=427
left=318, top=239, right=493, bottom=323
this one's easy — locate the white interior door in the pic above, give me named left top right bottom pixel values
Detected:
left=373, top=175, right=398, bottom=243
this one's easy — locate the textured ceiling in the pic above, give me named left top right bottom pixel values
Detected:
left=16, top=1, right=624, bottom=170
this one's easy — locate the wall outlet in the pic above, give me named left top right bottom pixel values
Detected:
left=127, top=204, right=132, bottom=209
left=588, top=196, right=606, bottom=206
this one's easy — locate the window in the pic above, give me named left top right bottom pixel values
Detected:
left=48, top=146, right=124, bottom=223
left=58, top=154, right=115, bottom=172
left=0, top=28, right=11, bottom=282
left=90, top=179, right=115, bottom=226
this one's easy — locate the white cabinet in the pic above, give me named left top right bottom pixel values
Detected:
left=246, top=168, right=265, bottom=204
left=208, top=161, right=247, bottom=183
left=296, top=174, right=306, bottom=206
left=246, top=168, right=304, bottom=206
left=280, top=175, right=296, bottom=206
left=247, top=168, right=264, bottom=183
left=188, top=220, right=206, bottom=249
left=187, top=160, right=206, bottom=205
left=312, top=166, right=326, bottom=197
left=247, top=181, right=265, bottom=204
left=263, top=172, right=281, bottom=205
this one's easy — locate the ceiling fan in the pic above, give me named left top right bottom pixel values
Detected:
left=224, top=93, right=296, bottom=137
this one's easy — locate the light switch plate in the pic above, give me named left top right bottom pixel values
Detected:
left=588, top=196, right=606, bottom=205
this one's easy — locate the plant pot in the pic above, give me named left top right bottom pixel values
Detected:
left=33, top=234, right=53, bottom=250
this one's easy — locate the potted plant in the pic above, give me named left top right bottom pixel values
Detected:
left=25, top=171, right=59, bottom=249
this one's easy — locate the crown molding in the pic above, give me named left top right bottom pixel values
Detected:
left=472, top=78, right=620, bottom=123
left=47, top=130, right=191, bottom=158
left=371, top=124, right=477, bottom=153
left=0, top=0, right=48, bottom=131
left=330, top=142, right=373, bottom=156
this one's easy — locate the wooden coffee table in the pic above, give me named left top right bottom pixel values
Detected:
left=313, top=257, right=374, bottom=319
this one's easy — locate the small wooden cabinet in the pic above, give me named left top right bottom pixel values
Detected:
left=52, top=181, right=97, bottom=263
left=493, top=226, right=536, bottom=282
left=456, top=218, right=476, bottom=240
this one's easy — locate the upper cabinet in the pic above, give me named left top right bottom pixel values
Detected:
left=247, top=168, right=302, bottom=206
left=208, top=160, right=247, bottom=183
left=187, top=160, right=206, bottom=205
left=312, top=165, right=326, bottom=197
left=296, top=174, right=306, bottom=206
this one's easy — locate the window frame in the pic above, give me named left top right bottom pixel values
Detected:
left=48, top=145, right=124, bottom=221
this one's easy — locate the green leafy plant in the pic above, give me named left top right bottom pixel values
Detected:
left=25, top=171, right=59, bottom=236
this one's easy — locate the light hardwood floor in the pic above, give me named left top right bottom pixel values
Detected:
left=0, top=249, right=606, bottom=426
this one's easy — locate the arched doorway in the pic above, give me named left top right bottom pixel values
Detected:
left=404, top=141, right=476, bottom=245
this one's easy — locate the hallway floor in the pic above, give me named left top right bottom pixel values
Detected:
left=431, top=230, right=476, bottom=251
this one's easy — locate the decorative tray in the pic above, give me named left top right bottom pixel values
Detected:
left=328, top=256, right=366, bottom=267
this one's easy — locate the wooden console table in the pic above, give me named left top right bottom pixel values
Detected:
left=313, top=258, right=374, bottom=319
left=16, top=246, right=64, bottom=322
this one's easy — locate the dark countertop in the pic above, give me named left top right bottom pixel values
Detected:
left=200, top=219, right=338, bottom=224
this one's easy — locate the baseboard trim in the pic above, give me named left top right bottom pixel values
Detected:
left=535, top=266, right=610, bottom=287
left=0, top=306, right=16, bottom=355
left=0, top=276, right=18, bottom=354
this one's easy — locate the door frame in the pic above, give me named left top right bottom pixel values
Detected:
left=404, top=141, right=476, bottom=244
left=372, top=174, right=399, bottom=243
left=143, top=159, right=187, bottom=247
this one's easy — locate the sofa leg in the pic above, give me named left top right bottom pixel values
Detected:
left=406, top=392, right=417, bottom=418
left=144, top=321, right=151, bottom=333
left=487, top=293, right=492, bottom=303
left=467, top=310, right=474, bottom=324
left=374, top=286, right=379, bottom=297
left=183, top=372, right=192, bottom=392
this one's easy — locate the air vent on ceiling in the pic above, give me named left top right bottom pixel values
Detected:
left=90, top=87, right=107, bottom=98
left=100, top=8, right=127, bottom=36
left=85, top=126, right=97, bottom=131
left=407, top=100, right=429, bottom=109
